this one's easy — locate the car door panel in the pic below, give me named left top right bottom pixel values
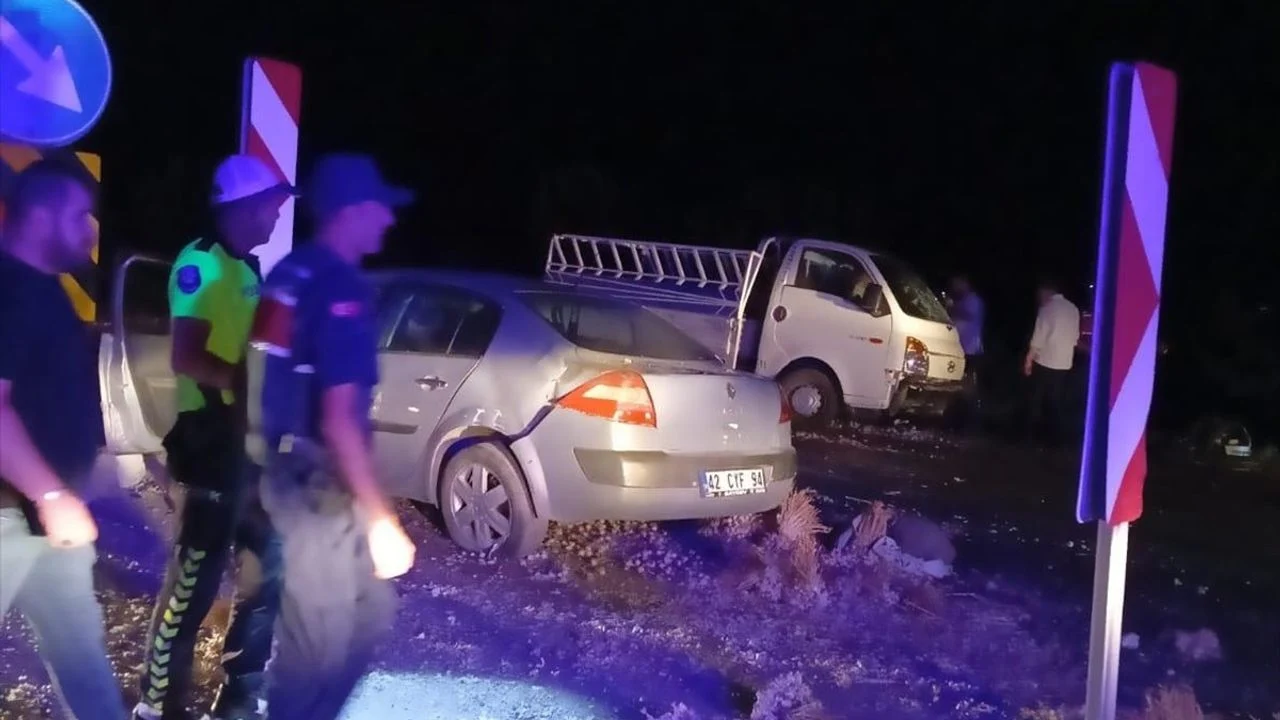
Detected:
left=104, top=254, right=177, bottom=455
left=758, top=245, right=893, bottom=405
left=373, top=353, right=477, bottom=499
left=370, top=283, right=502, bottom=501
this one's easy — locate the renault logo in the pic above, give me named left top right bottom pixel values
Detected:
left=726, top=382, right=737, bottom=400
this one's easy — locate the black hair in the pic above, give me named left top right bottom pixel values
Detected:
left=1037, top=275, right=1061, bottom=293
left=1, top=155, right=98, bottom=230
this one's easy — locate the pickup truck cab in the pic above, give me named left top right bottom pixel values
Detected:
left=543, top=234, right=966, bottom=428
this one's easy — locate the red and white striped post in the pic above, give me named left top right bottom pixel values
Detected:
left=1077, top=61, right=1178, bottom=720
left=239, top=57, right=302, bottom=276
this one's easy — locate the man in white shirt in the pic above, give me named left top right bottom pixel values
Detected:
left=1024, top=279, right=1081, bottom=445
left=947, top=275, right=985, bottom=429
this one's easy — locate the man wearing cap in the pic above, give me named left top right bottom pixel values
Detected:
left=134, top=156, right=293, bottom=720
left=251, top=153, right=416, bottom=719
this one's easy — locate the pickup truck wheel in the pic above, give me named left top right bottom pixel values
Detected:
left=780, top=368, right=839, bottom=429
left=440, top=442, right=547, bottom=558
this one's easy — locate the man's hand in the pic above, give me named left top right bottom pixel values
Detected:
left=37, top=491, right=99, bottom=548
left=1023, top=355, right=1035, bottom=377
left=366, top=511, right=416, bottom=579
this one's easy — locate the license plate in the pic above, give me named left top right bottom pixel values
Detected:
left=700, top=468, right=767, bottom=498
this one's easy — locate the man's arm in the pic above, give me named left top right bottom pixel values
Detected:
left=0, top=380, right=65, bottom=501
left=312, top=279, right=414, bottom=578
left=320, top=384, right=393, bottom=517
left=169, top=260, right=236, bottom=389
left=311, top=279, right=395, bottom=519
left=172, top=319, right=237, bottom=389
left=1025, top=308, right=1050, bottom=373
left=0, top=299, right=62, bottom=500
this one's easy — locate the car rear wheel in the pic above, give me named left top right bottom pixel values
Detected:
left=779, top=367, right=840, bottom=430
left=439, top=441, right=547, bottom=558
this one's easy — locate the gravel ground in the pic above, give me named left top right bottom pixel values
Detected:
left=1, top=426, right=1276, bottom=719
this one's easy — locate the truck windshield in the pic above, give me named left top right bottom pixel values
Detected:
left=521, top=292, right=720, bottom=362
left=871, top=254, right=952, bottom=325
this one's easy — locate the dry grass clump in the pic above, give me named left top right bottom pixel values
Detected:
left=900, top=579, right=946, bottom=619
left=777, top=489, right=830, bottom=589
left=1141, top=685, right=1204, bottom=720
left=851, top=500, right=893, bottom=552
left=750, top=672, right=827, bottom=720
left=737, top=490, right=831, bottom=603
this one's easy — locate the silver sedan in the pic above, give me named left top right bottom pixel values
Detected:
left=101, top=257, right=796, bottom=558
left=366, top=270, right=797, bottom=556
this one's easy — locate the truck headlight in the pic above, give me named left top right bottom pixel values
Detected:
left=903, top=336, right=929, bottom=377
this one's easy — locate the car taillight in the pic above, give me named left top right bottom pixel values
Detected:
left=903, top=336, right=930, bottom=377
left=556, top=370, right=657, bottom=427
left=778, top=384, right=793, bottom=424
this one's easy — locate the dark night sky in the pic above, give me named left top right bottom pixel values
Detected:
left=76, top=1, right=1280, bottom=357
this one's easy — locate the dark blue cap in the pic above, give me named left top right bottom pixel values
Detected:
left=304, top=153, right=414, bottom=218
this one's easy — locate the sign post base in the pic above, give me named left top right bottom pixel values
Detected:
left=1084, top=520, right=1130, bottom=720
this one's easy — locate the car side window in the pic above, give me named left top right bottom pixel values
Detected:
left=449, top=300, right=502, bottom=358
left=375, top=284, right=414, bottom=349
left=386, top=285, right=502, bottom=357
left=795, top=248, right=873, bottom=304
left=574, top=303, right=636, bottom=352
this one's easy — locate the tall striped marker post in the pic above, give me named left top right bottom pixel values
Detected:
left=1076, top=61, right=1178, bottom=720
left=239, top=57, right=301, bottom=276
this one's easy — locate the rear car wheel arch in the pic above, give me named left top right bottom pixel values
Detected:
left=437, top=437, right=548, bottom=557
left=777, top=360, right=843, bottom=429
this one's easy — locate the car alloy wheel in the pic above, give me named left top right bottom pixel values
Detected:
left=789, top=385, right=823, bottom=417
left=445, top=462, right=512, bottom=551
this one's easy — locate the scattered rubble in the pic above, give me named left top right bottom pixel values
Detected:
left=1173, top=629, right=1223, bottom=663
left=888, top=513, right=957, bottom=565
left=834, top=503, right=954, bottom=580
left=749, top=672, right=826, bottom=720
left=644, top=702, right=701, bottom=720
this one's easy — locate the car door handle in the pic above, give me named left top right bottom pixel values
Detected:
left=416, top=376, right=448, bottom=390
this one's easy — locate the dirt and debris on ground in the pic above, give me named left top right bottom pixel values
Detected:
left=2, top=425, right=1277, bottom=719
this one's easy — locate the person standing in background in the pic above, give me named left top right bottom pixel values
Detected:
left=134, top=156, right=292, bottom=720
left=1024, top=278, right=1081, bottom=447
left=947, top=274, right=985, bottom=430
left=0, top=158, right=127, bottom=719
left=253, top=153, right=417, bottom=719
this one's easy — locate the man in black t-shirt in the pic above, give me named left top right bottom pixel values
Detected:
left=0, top=159, right=126, bottom=718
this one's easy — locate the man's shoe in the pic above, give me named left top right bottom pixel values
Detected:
left=208, top=679, right=268, bottom=720
left=132, top=704, right=195, bottom=720
left=201, top=698, right=267, bottom=720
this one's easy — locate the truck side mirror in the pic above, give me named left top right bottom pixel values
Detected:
left=859, top=283, right=887, bottom=317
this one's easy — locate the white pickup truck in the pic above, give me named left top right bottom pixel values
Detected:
left=543, top=234, right=966, bottom=427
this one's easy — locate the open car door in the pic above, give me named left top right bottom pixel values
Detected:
left=100, top=254, right=176, bottom=455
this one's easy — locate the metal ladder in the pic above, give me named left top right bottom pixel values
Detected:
left=545, top=233, right=754, bottom=290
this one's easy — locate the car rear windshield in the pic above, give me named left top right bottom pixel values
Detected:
left=521, top=292, right=720, bottom=362
left=871, top=254, right=952, bottom=324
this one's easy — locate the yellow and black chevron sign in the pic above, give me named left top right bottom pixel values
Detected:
left=0, top=143, right=102, bottom=323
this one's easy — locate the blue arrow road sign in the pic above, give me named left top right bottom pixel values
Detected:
left=0, top=0, right=111, bottom=147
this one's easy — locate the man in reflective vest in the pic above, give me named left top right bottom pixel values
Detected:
left=134, top=156, right=292, bottom=720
